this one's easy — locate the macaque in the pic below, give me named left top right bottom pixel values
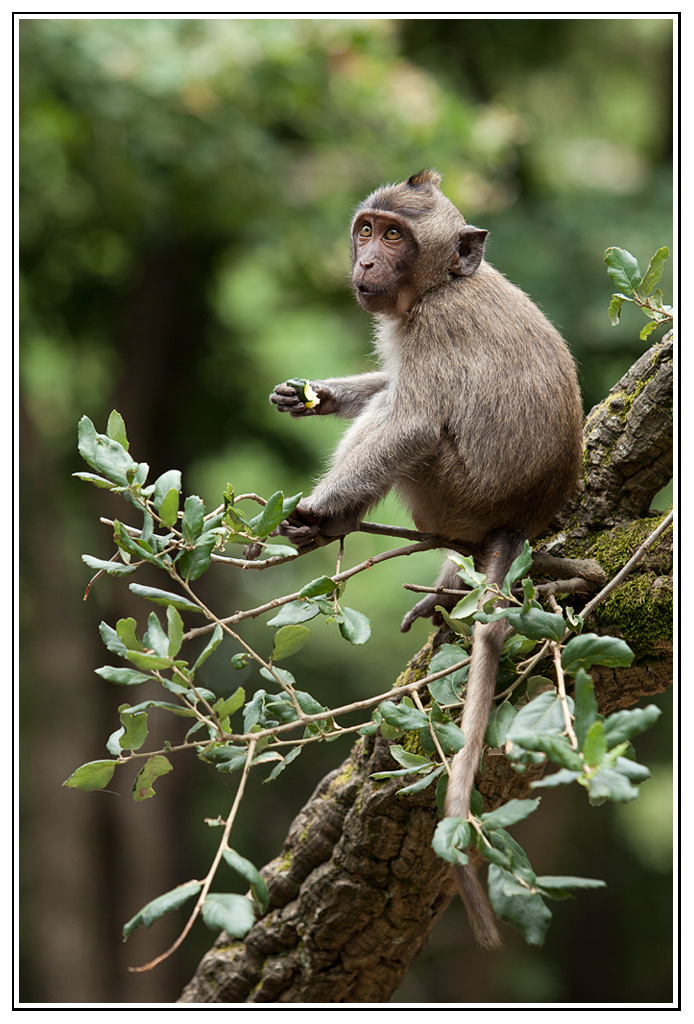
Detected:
left=266, top=170, right=583, bottom=947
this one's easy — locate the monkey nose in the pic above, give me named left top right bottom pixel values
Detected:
left=359, top=259, right=374, bottom=268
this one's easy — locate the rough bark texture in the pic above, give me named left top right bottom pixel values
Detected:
left=179, top=335, right=673, bottom=1004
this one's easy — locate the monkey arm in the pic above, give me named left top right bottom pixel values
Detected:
left=270, top=372, right=389, bottom=419
left=280, top=400, right=433, bottom=548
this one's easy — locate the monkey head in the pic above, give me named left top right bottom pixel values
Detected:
left=351, top=169, right=488, bottom=315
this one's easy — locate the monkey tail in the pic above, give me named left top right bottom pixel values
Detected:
left=444, top=531, right=524, bottom=950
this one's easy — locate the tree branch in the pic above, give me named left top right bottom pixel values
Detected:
left=179, top=335, right=673, bottom=1004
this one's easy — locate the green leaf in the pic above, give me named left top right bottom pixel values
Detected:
left=582, top=720, right=607, bottom=766
left=73, top=472, right=119, bottom=491
left=123, top=881, right=201, bottom=940
left=502, top=541, right=534, bottom=593
left=602, top=704, right=661, bottom=746
left=482, top=828, right=535, bottom=881
left=604, top=246, right=642, bottom=294
left=299, top=576, right=337, bottom=598
left=271, top=624, right=311, bottom=662
left=639, top=319, right=660, bottom=341
left=432, top=719, right=466, bottom=755
left=158, top=488, right=180, bottom=528
left=242, top=689, right=269, bottom=732
left=142, top=611, right=168, bottom=658
left=530, top=768, right=581, bottom=789
left=587, top=766, right=639, bottom=803
left=388, top=745, right=435, bottom=772
left=82, top=554, right=137, bottom=576
left=448, top=553, right=485, bottom=587
left=511, top=732, right=583, bottom=771
left=614, top=757, right=650, bottom=784
left=128, top=583, right=203, bottom=614
left=113, top=522, right=163, bottom=567
left=118, top=707, right=149, bottom=751
left=379, top=699, right=429, bottom=732
left=254, top=542, right=297, bottom=560
left=480, top=798, right=541, bottom=829
left=607, top=293, right=627, bottom=326
left=166, top=605, right=184, bottom=658
left=213, top=688, right=245, bottom=720
left=504, top=605, right=565, bottom=642
left=267, top=600, right=320, bottom=626
left=485, top=702, right=518, bottom=747
left=398, top=767, right=444, bottom=795
left=488, top=865, right=552, bottom=947
left=178, top=530, right=217, bottom=581
left=265, top=744, right=302, bottom=781
left=427, top=643, right=468, bottom=704
left=294, top=689, right=325, bottom=715
left=432, top=816, right=472, bottom=866
left=337, top=607, right=371, bottom=645
left=63, top=759, right=117, bottom=792
left=222, top=849, right=269, bottom=914
left=535, top=875, right=606, bottom=898
left=182, top=495, right=206, bottom=544
left=201, top=893, right=256, bottom=937
left=201, top=744, right=249, bottom=772
left=106, top=409, right=129, bottom=450
left=193, top=623, right=224, bottom=672
left=435, top=606, right=472, bottom=636
left=506, top=692, right=567, bottom=740
left=95, top=665, right=153, bottom=686
left=116, top=618, right=144, bottom=653
left=526, top=675, right=555, bottom=699
left=99, top=621, right=128, bottom=657
left=561, top=633, right=634, bottom=673
left=77, top=416, right=138, bottom=488
left=132, top=755, right=173, bottom=801
left=153, top=469, right=181, bottom=510
left=121, top=698, right=197, bottom=718
left=248, top=491, right=286, bottom=540
left=573, top=668, right=599, bottom=750
left=638, top=246, right=669, bottom=298
left=450, top=585, right=485, bottom=619
left=124, top=649, right=173, bottom=670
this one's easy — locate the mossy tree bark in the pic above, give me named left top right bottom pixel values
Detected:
left=179, top=334, right=673, bottom=1004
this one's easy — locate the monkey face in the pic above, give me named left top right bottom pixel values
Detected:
left=351, top=212, right=417, bottom=315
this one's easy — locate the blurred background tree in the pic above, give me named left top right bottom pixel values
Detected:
left=18, top=16, right=673, bottom=1004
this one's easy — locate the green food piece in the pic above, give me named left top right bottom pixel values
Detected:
left=286, top=378, right=320, bottom=409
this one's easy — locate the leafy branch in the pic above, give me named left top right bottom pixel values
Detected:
left=604, top=245, right=673, bottom=340
left=66, top=412, right=667, bottom=965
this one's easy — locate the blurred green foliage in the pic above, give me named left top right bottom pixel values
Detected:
left=19, top=17, right=673, bottom=1005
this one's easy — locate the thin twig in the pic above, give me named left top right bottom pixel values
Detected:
left=129, top=737, right=258, bottom=973
left=411, top=689, right=452, bottom=777
left=552, top=643, right=578, bottom=749
left=183, top=540, right=434, bottom=641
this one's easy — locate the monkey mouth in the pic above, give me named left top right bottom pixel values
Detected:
left=356, top=284, right=388, bottom=296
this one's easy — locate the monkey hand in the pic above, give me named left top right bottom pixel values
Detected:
left=278, top=502, right=359, bottom=550
left=270, top=379, right=334, bottom=417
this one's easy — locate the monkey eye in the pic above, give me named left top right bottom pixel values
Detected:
left=384, top=227, right=402, bottom=241
left=357, top=223, right=373, bottom=238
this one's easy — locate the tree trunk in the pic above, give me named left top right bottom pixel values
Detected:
left=179, top=334, right=673, bottom=1004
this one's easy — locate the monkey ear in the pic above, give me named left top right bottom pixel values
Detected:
left=451, top=226, right=488, bottom=277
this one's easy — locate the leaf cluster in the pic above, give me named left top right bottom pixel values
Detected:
left=373, top=549, right=660, bottom=947
left=68, top=414, right=661, bottom=963
left=605, top=245, right=673, bottom=340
